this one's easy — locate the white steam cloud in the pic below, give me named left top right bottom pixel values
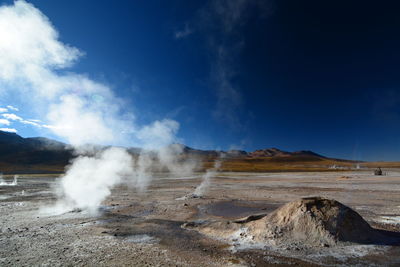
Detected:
left=0, top=174, right=18, bottom=186
left=0, top=1, right=194, bottom=215
left=193, top=154, right=223, bottom=197
left=51, top=147, right=134, bottom=214
left=0, top=0, right=138, bottom=147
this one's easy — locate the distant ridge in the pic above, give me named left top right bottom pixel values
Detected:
left=0, top=131, right=72, bottom=173
left=0, top=130, right=360, bottom=173
left=249, top=147, right=291, bottom=157
left=171, top=144, right=326, bottom=160
left=0, top=131, right=329, bottom=158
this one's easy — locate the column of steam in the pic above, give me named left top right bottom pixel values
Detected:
left=0, top=174, right=18, bottom=186
left=0, top=1, right=196, bottom=216
left=192, top=152, right=225, bottom=198
left=53, top=147, right=136, bottom=215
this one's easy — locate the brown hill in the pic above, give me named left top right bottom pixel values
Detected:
left=249, top=148, right=291, bottom=157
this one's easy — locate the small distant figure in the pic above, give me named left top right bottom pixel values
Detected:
left=374, top=167, right=383, bottom=176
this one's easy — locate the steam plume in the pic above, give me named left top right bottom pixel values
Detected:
left=193, top=154, right=223, bottom=197
left=0, top=174, right=18, bottom=186
left=0, top=1, right=195, bottom=215
left=50, top=148, right=134, bottom=214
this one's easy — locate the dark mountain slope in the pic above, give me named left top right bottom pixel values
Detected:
left=0, top=131, right=73, bottom=173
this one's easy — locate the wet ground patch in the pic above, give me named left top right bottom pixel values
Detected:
left=197, top=200, right=280, bottom=219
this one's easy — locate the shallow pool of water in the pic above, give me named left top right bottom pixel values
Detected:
left=198, top=200, right=280, bottom=219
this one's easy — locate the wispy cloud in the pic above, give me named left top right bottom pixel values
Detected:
left=28, top=119, right=42, bottom=123
left=183, top=0, right=271, bottom=129
left=6, top=105, right=18, bottom=111
left=203, top=0, right=252, bottom=128
left=0, top=127, right=17, bottom=133
left=1, top=111, right=50, bottom=129
left=0, top=107, right=7, bottom=113
left=174, top=23, right=193, bottom=39
left=2, top=113, right=22, bottom=121
left=20, top=119, right=41, bottom=127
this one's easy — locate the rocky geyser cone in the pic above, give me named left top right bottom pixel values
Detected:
left=245, top=197, right=377, bottom=246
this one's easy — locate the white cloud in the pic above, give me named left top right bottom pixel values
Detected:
left=42, top=124, right=55, bottom=129
left=0, top=111, right=54, bottom=129
left=2, top=113, right=22, bottom=121
left=0, top=112, right=46, bottom=128
left=0, top=1, right=129, bottom=146
left=0, top=107, right=7, bottom=113
left=20, top=119, right=41, bottom=127
left=27, top=119, right=42, bottom=123
left=0, top=0, right=181, bottom=149
left=0, top=127, right=17, bottom=133
left=0, top=119, right=10, bottom=125
left=6, top=105, right=18, bottom=111
left=0, top=0, right=81, bottom=96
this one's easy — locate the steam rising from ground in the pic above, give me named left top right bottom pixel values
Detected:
left=44, top=145, right=197, bottom=215
left=0, top=174, right=18, bottom=186
left=175, top=154, right=223, bottom=201
left=194, top=157, right=222, bottom=197
left=0, top=1, right=197, bottom=215
left=51, top=148, right=133, bottom=214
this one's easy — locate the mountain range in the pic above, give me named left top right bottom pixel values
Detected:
left=0, top=130, right=356, bottom=174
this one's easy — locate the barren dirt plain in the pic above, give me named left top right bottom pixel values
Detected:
left=2, top=170, right=400, bottom=266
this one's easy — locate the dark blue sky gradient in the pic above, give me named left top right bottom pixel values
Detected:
left=3, top=0, right=400, bottom=161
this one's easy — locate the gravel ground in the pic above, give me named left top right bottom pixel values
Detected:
left=1, top=171, right=400, bottom=266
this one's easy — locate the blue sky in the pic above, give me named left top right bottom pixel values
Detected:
left=1, top=0, right=400, bottom=161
